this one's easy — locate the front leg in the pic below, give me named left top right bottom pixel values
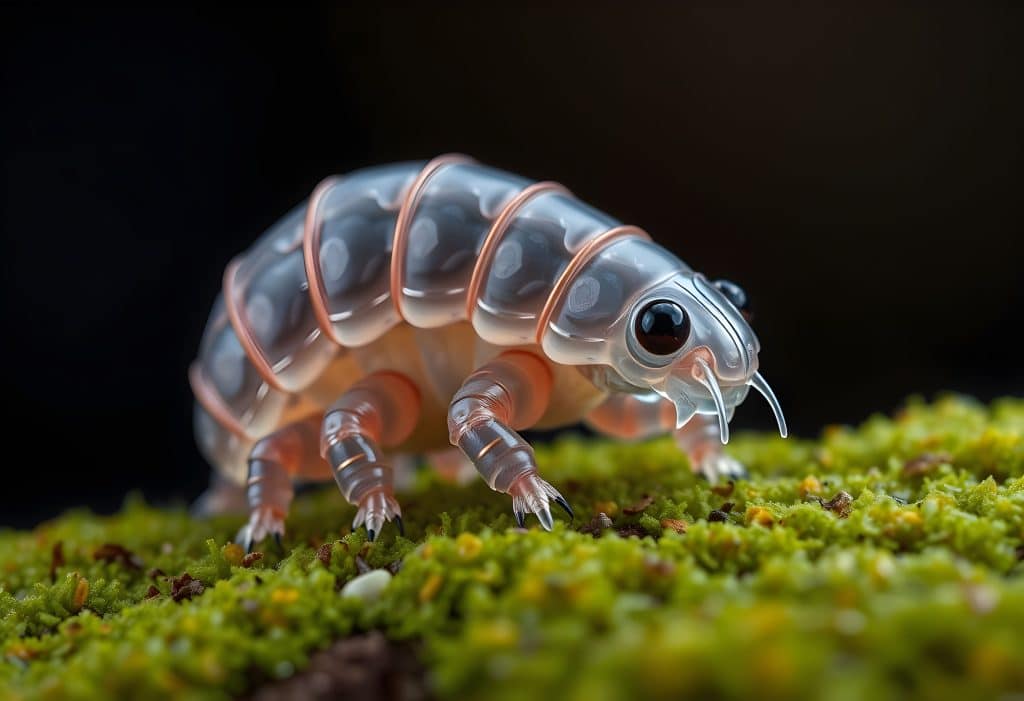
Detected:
left=448, top=351, right=572, bottom=530
left=673, top=411, right=746, bottom=482
left=586, top=393, right=746, bottom=482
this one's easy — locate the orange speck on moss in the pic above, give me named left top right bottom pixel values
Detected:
left=896, top=510, right=923, bottom=526
left=419, top=573, right=444, bottom=603
left=745, top=506, right=775, bottom=528
left=72, top=576, right=89, bottom=611
left=798, top=476, right=823, bottom=497
left=5, top=643, right=37, bottom=662
left=221, top=543, right=244, bottom=567
left=270, top=588, right=299, bottom=604
left=468, top=619, right=519, bottom=648
left=518, top=577, right=546, bottom=603
left=455, top=533, right=483, bottom=560
left=969, top=641, right=1015, bottom=685
left=660, top=518, right=688, bottom=534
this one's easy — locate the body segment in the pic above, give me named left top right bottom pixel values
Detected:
left=190, top=155, right=787, bottom=546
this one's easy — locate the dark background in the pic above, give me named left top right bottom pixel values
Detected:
left=2, top=5, right=1022, bottom=527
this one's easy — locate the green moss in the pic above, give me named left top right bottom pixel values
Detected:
left=2, top=395, right=1022, bottom=700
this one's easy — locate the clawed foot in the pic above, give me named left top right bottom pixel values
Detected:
left=354, top=490, right=404, bottom=542
left=236, top=505, right=286, bottom=553
left=696, top=453, right=748, bottom=483
left=508, top=473, right=573, bottom=531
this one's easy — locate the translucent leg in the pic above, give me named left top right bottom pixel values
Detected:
left=321, top=371, right=420, bottom=541
left=192, top=473, right=249, bottom=517
left=587, top=393, right=745, bottom=482
left=675, top=411, right=747, bottom=482
left=427, top=447, right=477, bottom=485
left=448, top=351, right=572, bottom=530
left=237, top=416, right=322, bottom=552
left=584, top=392, right=676, bottom=441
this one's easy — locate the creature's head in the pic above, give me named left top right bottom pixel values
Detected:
left=620, top=272, right=787, bottom=443
left=540, top=237, right=786, bottom=443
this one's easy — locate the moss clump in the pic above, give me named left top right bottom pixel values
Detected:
left=1, top=395, right=1022, bottom=700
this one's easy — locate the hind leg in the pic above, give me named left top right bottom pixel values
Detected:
left=192, top=474, right=249, bottom=517
left=320, top=371, right=421, bottom=541
left=448, top=351, right=572, bottom=530
left=237, top=416, right=323, bottom=551
left=427, top=447, right=477, bottom=485
left=586, top=393, right=746, bottom=482
left=390, top=452, right=420, bottom=492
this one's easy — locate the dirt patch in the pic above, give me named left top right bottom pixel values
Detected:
left=242, top=631, right=428, bottom=701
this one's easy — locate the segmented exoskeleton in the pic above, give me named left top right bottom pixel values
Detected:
left=190, top=155, right=787, bottom=548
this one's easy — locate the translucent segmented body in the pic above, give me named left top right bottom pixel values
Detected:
left=190, top=155, right=787, bottom=546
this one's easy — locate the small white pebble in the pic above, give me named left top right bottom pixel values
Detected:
left=964, top=583, right=1000, bottom=615
left=834, top=608, right=866, bottom=635
left=340, top=569, right=392, bottom=602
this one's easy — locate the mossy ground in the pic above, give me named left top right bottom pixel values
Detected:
left=2, top=396, right=1023, bottom=700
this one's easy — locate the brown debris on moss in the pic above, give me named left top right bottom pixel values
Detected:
left=623, top=494, right=655, bottom=515
left=708, top=501, right=735, bottom=523
left=71, top=576, right=89, bottom=612
left=48, top=541, right=64, bottom=583
left=578, top=513, right=614, bottom=536
left=660, top=518, right=688, bottom=534
left=169, top=573, right=204, bottom=602
left=711, top=481, right=735, bottom=497
left=92, top=543, right=143, bottom=570
left=316, top=543, right=333, bottom=567
left=614, top=524, right=648, bottom=538
left=815, top=491, right=855, bottom=518
left=903, top=452, right=953, bottom=477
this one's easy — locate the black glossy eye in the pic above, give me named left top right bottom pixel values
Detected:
left=714, top=279, right=752, bottom=320
left=635, top=300, right=690, bottom=355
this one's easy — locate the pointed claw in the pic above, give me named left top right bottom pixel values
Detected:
left=367, top=528, right=377, bottom=542
left=509, top=473, right=569, bottom=531
left=536, top=505, right=554, bottom=531
left=366, top=513, right=385, bottom=540
left=697, top=454, right=748, bottom=483
left=394, top=515, right=405, bottom=537
left=273, top=532, right=283, bottom=552
left=244, top=533, right=254, bottom=554
left=554, top=495, right=574, bottom=520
